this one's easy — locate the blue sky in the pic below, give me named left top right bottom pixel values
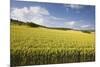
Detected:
left=11, top=0, right=95, bottom=30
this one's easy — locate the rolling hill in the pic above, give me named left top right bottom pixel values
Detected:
left=10, top=19, right=95, bottom=33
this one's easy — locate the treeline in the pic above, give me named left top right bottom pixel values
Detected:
left=10, top=19, right=44, bottom=27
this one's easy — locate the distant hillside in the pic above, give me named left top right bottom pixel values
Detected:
left=10, top=19, right=95, bottom=33
left=10, top=19, right=73, bottom=30
left=78, top=30, right=95, bottom=34
left=11, top=19, right=45, bottom=27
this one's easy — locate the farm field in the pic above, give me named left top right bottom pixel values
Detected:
left=11, top=24, right=95, bottom=66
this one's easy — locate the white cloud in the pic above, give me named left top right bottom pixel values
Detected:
left=29, top=6, right=50, bottom=15
left=69, top=21, right=76, bottom=25
left=80, top=25, right=90, bottom=28
left=64, top=4, right=84, bottom=9
left=64, top=4, right=84, bottom=14
left=11, top=6, right=67, bottom=27
left=80, top=25, right=95, bottom=30
left=11, top=6, right=50, bottom=25
left=64, top=21, right=76, bottom=28
left=65, top=21, right=76, bottom=26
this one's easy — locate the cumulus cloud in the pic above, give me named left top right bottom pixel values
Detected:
left=11, top=6, right=68, bottom=27
left=64, top=21, right=76, bottom=28
left=11, top=6, right=50, bottom=25
left=29, top=6, right=50, bottom=15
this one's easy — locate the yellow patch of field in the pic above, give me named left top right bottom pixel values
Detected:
left=11, top=25, right=95, bottom=66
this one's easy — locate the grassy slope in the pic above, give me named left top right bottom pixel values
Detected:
left=11, top=25, right=95, bottom=48
left=11, top=24, right=95, bottom=66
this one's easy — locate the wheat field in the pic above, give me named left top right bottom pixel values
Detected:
left=11, top=24, right=95, bottom=66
